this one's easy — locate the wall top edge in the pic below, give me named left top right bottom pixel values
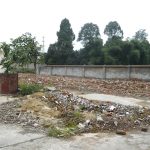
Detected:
left=40, top=65, right=150, bottom=68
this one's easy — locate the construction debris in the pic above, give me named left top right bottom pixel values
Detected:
left=0, top=88, right=150, bottom=137
left=0, top=73, right=149, bottom=137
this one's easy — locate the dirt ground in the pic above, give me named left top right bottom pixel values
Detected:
left=19, top=73, right=150, bottom=99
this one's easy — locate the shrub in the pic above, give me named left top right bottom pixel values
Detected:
left=19, top=83, right=43, bottom=95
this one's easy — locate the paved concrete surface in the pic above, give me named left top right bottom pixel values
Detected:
left=0, top=96, right=16, bottom=105
left=0, top=124, right=149, bottom=150
left=0, top=95, right=150, bottom=150
left=79, top=93, right=150, bottom=107
left=0, top=124, right=45, bottom=149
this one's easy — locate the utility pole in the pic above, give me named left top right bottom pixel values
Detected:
left=42, top=36, right=45, bottom=52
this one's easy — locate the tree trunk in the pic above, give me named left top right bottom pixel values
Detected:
left=34, top=62, right=36, bottom=73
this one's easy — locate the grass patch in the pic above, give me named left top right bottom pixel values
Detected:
left=19, top=83, right=43, bottom=96
left=62, top=111, right=85, bottom=127
left=48, top=126, right=77, bottom=138
left=48, top=111, right=85, bottom=138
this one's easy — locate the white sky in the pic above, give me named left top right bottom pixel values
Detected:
left=0, top=0, right=150, bottom=51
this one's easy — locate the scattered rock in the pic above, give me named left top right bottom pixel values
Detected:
left=78, top=123, right=86, bottom=129
left=106, top=112, right=113, bottom=117
left=116, top=130, right=126, bottom=135
left=114, top=121, right=118, bottom=126
left=33, top=123, right=39, bottom=127
left=141, top=127, right=148, bottom=132
left=108, top=105, right=116, bottom=112
left=134, top=120, right=141, bottom=125
left=96, top=114, right=104, bottom=122
left=45, top=86, right=56, bottom=91
left=84, top=119, right=90, bottom=126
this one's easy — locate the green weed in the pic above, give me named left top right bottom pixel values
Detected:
left=19, top=83, right=43, bottom=95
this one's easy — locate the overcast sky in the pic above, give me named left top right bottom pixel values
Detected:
left=0, top=0, right=150, bottom=51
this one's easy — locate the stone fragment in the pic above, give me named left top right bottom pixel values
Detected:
left=114, top=121, right=118, bottom=126
left=141, top=127, right=148, bottom=132
left=85, top=119, right=90, bottom=126
left=33, top=123, right=39, bottom=127
left=134, top=120, right=141, bottom=125
left=44, top=86, right=56, bottom=91
left=106, top=112, right=113, bottom=116
left=96, top=114, right=104, bottom=122
left=108, top=105, right=116, bottom=112
left=78, top=123, right=86, bottom=129
left=116, top=130, right=126, bottom=135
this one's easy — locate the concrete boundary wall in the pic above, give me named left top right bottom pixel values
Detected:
left=37, top=65, right=150, bottom=80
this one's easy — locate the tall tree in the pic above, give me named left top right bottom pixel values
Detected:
left=121, top=41, right=133, bottom=64
left=104, top=21, right=123, bottom=39
left=78, top=23, right=100, bottom=46
left=77, top=23, right=103, bottom=64
left=45, top=43, right=59, bottom=64
left=131, top=39, right=150, bottom=64
left=56, top=18, right=75, bottom=64
left=129, top=49, right=140, bottom=65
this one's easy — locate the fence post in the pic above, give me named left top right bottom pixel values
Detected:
left=37, top=66, right=40, bottom=75
left=49, top=66, right=51, bottom=75
left=103, top=65, right=106, bottom=79
left=128, top=65, right=131, bottom=79
left=65, top=66, right=67, bottom=76
left=51, top=66, right=53, bottom=76
left=83, top=66, right=85, bottom=77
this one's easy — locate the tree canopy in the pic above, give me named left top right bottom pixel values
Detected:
left=0, top=42, right=13, bottom=73
left=11, top=33, right=41, bottom=71
left=45, top=19, right=150, bottom=65
left=78, top=23, right=100, bottom=46
left=104, top=21, right=123, bottom=39
left=1, top=19, right=150, bottom=67
left=46, top=18, right=75, bottom=65
left=133, top=29, right=148, bottom=41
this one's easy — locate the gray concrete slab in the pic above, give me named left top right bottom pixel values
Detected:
left=79, top=93, right=150, bottom=107
left=0, top=127, right=150, bottom=150
left=0, top=124, right=45, bottom=149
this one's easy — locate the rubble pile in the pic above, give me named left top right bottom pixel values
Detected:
left=0, top=88, right=150, bottom=136
left=19, top=74, right=150, bottom=99
left=0, top=73, right=149, bottom=137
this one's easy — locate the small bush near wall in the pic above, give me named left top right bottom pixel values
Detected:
left=19, top=83, right=43, bottom=96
